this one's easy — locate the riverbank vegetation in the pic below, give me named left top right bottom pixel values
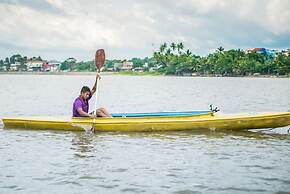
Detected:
left=152, top=43, right=290, bottom=76
left=1, top=43, right=289, bottom=76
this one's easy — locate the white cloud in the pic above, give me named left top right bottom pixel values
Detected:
left=265, top=0, right=290, bottom=34
left=0, top=0, right=289, bottom=60
left=0, top=3, right=122, bottom=49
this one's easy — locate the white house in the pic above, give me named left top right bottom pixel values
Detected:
left=121, top=61, right=133, bottom=71
left=26, top=60, right=43, bottom=71
left=47, top=60, right=61, bottom=72
left=10, top=62, right=21, bottom=71
left=133, top=67, right=144, bottom=72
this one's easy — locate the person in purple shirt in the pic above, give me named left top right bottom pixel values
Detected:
left=72, top=74, right=111, bottom=118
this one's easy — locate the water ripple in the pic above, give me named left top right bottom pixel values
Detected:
left=1, top=76, right=290, bottom=193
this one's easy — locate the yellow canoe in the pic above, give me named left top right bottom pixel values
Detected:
left=2, top=111, right=290, bottom=132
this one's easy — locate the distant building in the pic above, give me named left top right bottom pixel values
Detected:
left=26, top=60, right=44, bottom=71
left=122, top=61, right=133, bottom=71
left=282, top=49, right=290, bottom=56
left=1, top=61, right=9, bottom=71
left=149, top=65, right=162, bottom=72
left=10, top=62, right=21, bottom=71
left=149, top=67, right=158, bottom=72
left=246, top=48, right=277, bottom=59
left=133, top=67, right=144, bottom=72
left=0, top=66, right=6, bottom=71
left=106, top=67, right=114, bottom=72
left=43, top=60, right=61, bottom=72
left=49, top=60, right=61, bottom=66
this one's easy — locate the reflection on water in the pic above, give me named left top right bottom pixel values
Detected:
left=1, top=128, right=290, bottom=193
left=0, top=75, right=290, bottom=193
left=72, top=133, right=95, bottom=158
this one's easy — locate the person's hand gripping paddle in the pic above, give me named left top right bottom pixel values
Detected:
left=91, top=49, right=105, bottom=132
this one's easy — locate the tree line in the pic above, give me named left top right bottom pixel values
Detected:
left=153, top=42, right=290, bottom=76
left=0, top=54, right=43, bottom=71
left=1, top=43, right=289, bottom=76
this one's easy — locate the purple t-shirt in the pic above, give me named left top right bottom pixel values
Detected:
left=72, top=94, right=92, bottom=117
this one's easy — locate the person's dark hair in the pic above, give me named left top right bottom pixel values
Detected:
left=81, top=86, right=91, bottom=94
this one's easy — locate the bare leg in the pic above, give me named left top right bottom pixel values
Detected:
left=99, top=107, right=112, bottom=117
left=95, top=107, right=112, bottom=118
left=95, top=109, right=107, bottom=117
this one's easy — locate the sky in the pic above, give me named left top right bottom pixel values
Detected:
left=0, top=0, right=289, bottom=61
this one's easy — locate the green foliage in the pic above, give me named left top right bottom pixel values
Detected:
left=153, top=43, right=290, bottom=76
left=5, top=57, right=10, bottom=64
left=272, top=53, right=290, bottom=75
left=154, top=42, right=200, bottom=75
left=104, top=60, right=113, bottom=69
left=117, top=71, right=161, bottom=76
left=10, top=54, right=21, bottom=64
left=60, top=61, right=70, bottom=70
left=1, top=54, right=28, bottom=71
left=60, top=58, right=77, bottom=71
left=1, top=45, right=289, bottom=76
left=75, top=61, right=94, bottom=71
left=130, top=58, right=144, bottom=68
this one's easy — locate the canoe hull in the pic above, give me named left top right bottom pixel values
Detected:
left=2, top=112, right=290, bottom=132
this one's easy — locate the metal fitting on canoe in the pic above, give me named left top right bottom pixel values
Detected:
left=210, top=104, right=220, bottom=113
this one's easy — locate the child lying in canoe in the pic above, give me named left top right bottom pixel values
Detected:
left=72, top=73, right=111, bottom=118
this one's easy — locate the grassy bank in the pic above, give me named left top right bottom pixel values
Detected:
left=115, top=71, right=162, bottom=76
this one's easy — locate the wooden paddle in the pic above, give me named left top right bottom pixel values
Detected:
left=95, top=49, right=105, bottom=72
left=93, top=49, right=105, bottom=121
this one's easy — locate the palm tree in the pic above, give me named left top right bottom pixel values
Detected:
left=186, top=49, right=192, bottom=56
left=177, top=42, right=184, bottom=53
left=166, top=48, right=172, bottom=56
left=159, top=43, right=167, bottom=53
left=170, top=42, right=176, bottom=51
left=217, top=46, right=224, bottom=52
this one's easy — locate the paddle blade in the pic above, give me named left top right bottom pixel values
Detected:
left=95, top=49, right=105, bottom=70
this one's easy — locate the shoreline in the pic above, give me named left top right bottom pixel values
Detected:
left=0, top=71, right=289, bottom=78
left=0, top=71, right=114, bottom=76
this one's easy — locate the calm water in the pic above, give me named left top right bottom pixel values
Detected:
left=0, top=75, right=290, bottom=194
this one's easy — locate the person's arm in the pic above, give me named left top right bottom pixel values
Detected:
left=91, top=73, right=100, bottom=96
left=77, top=108, right=96, bottom=118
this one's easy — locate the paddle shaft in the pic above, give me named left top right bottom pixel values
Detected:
left=93, top=71, right=100, bottom=117
left=92, top=49, right=105, bottom=125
